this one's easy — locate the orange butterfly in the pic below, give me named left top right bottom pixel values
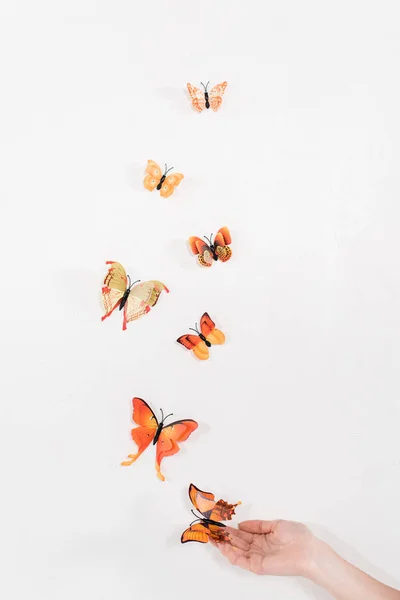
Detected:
left=189, top=226, right=232, bottom=267
left=101, top=261, right=169, bottom=331
left=186, top=81, right=228, bottom=112
left=177, top=312, right=225, bottom=360
left=181, top=483, right=241, bottom=544
left=121, top=398, right=198, bottom=481
left=143, top=160, right=184, bottom=198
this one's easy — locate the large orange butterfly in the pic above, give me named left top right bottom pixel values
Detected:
left=189, top=226, right=232, bottom=267
left=186, top=81, right=228, bottom=112
left=121, top=398, right=198, bottom=481
left=101, top=261, right=169, bottom=331
left=177, top=312, right=225, bottom=360
left=181, top=483, right=241, bottom=544
left=143, top=160, right=184, bottom=198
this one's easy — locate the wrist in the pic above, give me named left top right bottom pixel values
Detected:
left=303, top=536, right=338, bottom=583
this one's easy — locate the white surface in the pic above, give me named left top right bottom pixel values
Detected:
left=1, top=1, right=399, bottom=599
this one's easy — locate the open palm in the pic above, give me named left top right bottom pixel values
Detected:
left=214, top=519, right=315, bottom=576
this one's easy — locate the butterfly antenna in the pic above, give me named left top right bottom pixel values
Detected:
left=160, top=408, right=164, bottom=421
left=210, top=233, right=213, bottom=244
left=189, top=322, right=200, bottom=335
left=205, top=80, right=210, bottom=91
left=130, top=279, right=141, bottom=289
left=163, top=412, right=173, bottom=423
left=190, top=509, right=202, bottom=524
left=203, top=235, right=212, bottom=245
left=164, top=163, right=174, bottom=175
left=189, top=518, right=201, bottom=527
left=127, top=274, right=131, bottom=287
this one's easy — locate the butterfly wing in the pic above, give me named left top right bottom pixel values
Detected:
left=159, top=173, right=184, bottom=198
left=213, top=226, right=232, bottom=262
left=208, top=81, right=228, bottom=111
left=188, top=236, right=213, bottom=267
left=144, top=160, right=163, bottom=191
left=181, top=523, right=210, bottom=544
left=186, top=83, right=206, bottom=112
left=188, top=483, right=217, bottom=518
left=155, top=419, right=198, bottom=481
left=177, top=334, right=210, bottom=360
left=200, top=312, right=225, bottom=346
left=180, top=522, right=228, bottom=544
left=121, top=398, right=158, bottom=466
left=103, top=261, right=128, bottom=291
left=209, top=499, right=241, bottom=522
left=207, top=523, right=230, bottom=543
left=101, top=261, right=127, bottom=321
left=188, top=483, right=240, bottom=523
left=122, top=281, right=169, bottom=330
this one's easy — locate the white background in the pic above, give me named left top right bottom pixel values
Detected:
left=1, top=1, right=399, bottom=599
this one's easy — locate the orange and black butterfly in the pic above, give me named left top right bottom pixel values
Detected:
left=181, top=483, right=241, bottom=544
left=189, top=227, right=232, bottom=267
left=121, top=398, right=198, bottom=481
left=143, top=160, right=184, bottom=198
left=186, top=81, right=228, bottom=112
left=101, top=261, right=169, bottom=330
left=177, top=312, right=225, bottom=360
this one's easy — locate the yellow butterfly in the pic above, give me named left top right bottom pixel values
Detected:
left=101, top=261, right=169, bottom=330
left=144, top=160, right=184, bottom=198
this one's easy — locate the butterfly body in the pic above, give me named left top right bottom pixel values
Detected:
left=186, top=81, right=227, bottom=112
left=101, top=261, right=169, bottom=330
left=199, top=333, right=211, bottom=347
left=177, top=312, right=225, bottom=360
left=189, top=227, right=232, bottom=267
left=156, top=174, right=166, bottom=191
left=201, top=517, right=225, bottom=528
left=181, top=484, right=240, bottom=544
left=153, top=421, right=164, bottom=445
left=121, top=398, right=198, bottom=481
left=119, top=288, right=131, bottom=311
left=208, top=242, right=220, bottom=262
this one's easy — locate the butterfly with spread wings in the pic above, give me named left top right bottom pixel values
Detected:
left=101, top=261, right=169, bottom=331
left=177, top=312, right=225, bottom=360
left=186, top=81, right=228, bottom=112
left=181, top=483, right=241, bottom=544
left=143, top=160, right=184, bottom=198
left=121, top=398, right=198, bottom=481
left=189, top=226, right=232, bottom=267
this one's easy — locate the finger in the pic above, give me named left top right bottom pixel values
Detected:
left=227, top=533, right=250, bottom=552
left=225, top=525, right=254, bottom=543
left=239, top=520, right=276, bottom=534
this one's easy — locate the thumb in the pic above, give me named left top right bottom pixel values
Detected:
left=239, top=520, right=277, bottom=534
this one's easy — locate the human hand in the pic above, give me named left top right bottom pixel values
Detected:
left=213, top=519, right=400, bottom=599
left=212, top=519, right=317, bottom=577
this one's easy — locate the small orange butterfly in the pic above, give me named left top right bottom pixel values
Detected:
left=189, top=227, right=232, bottom=267
left=181, top=483, right=241, bottom=544
left=186, top=81, right=228, bottom=112
left=177, top=312, right=225, bottom=360
left=144, top=160, right=184, bottom=198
